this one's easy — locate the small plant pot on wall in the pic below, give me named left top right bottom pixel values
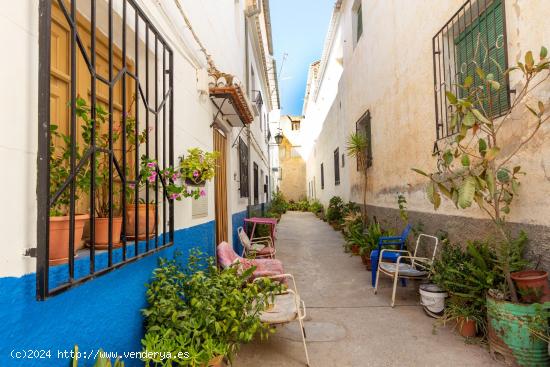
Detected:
left=185, top=178, right=206, bottom=187
left=49, top=214, right=90, bottom=265
left=456, top=317, right=477, bottom=338
left=511, top=270, right=549, bottom=303
left=487, top=294, right=550, bottom=366
left=93, top=217, right=123, bottom=249
left=125, top=204, right=156, bottom=240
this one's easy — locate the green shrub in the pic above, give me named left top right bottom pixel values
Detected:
left=270, top=191, right=288, bottom=215
left=142, top=251, right=280, bottom=366
left=308, top=200, right=323, bottom=214
left=326, top=196, right=344, bottom=223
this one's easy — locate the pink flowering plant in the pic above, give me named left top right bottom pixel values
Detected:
left=179, top=148, right=219, bottom=185
left=137, top=156, right=206, bottom=201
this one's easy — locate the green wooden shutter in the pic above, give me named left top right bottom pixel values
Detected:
left=455, top=0, right=508, bottom=118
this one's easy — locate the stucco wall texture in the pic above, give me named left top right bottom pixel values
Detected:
left=306, top=0, right=550, bottom=268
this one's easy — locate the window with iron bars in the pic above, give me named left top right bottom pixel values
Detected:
left=37, top=0, right=174, bottom=299
left=320, top=163, right=325, bottom=190
left=334, top=148, right=340, bottom=185
left=238, top=137, right=249, bottom=197
left=432, top=0, right=510, bottom=140
left=356, top=110, right=372, bottom=170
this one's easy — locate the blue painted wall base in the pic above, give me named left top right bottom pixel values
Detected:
left=231, top=210, right=248, bottom=256
left=0, top=221, right=215, bottom=366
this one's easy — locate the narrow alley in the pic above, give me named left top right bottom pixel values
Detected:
left=236, top=212, right=500, bottom=367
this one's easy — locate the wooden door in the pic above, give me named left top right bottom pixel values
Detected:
left=213, top=128, right=228, bottom=244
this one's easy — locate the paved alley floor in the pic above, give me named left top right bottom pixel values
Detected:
left=235, top=211, right=501, bottom=367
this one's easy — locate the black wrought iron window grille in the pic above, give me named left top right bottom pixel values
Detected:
left=238, top=137, right=249, bottom=197
left=334, top=148, right=340, bottom=185
left=253, top=162, right=259, bottom=205
left=320, top=163, right=325, bottom=190
left=37, top=0, right=174, bottom=299
left=355, top=110, right=372, bottom=170
left=432, top=0, right=511, bottom=141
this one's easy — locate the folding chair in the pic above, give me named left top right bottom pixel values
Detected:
left=374, top=234, right=439, bottom=307
left=238, top=226, right=276, bottom=259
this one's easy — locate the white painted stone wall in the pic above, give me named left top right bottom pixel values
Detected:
left=306, top=0, right=550, bottom=227
left=0, top=0, right=276, bottom=277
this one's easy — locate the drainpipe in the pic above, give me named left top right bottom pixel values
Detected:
left=247, top=125, right=252, bottom=218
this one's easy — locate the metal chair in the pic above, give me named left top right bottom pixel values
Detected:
left=374, top=234, right=439, bottom=307
left=370, top=224, right=412, bottom=287
left=217, top=241, right=283, bottom=279
left=254, top=273, right=310, bottom=366
left=238, top=226, right=276, bottom=259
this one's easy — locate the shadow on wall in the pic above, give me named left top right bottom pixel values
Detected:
left=0, top=221, right=215, bottom=367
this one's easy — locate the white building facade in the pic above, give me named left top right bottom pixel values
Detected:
left=0, top=0, right=278, bottom=364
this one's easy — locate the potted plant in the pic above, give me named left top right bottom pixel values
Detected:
left=326, top=196, right=344, bottom=229
left=415, top=47, right=550, bottom=364
left=142, top=251, right=280, bottom=366
left=76, top=98, right=124, bottom=249
left=48, top=124, right=90, bottom=264
left=511, top=270, right=549, bottom=303
left=439, top=297, right=484, bottom=338
left=346, top=133, right=369, bottom=225
left=179, top=148, right=219, bottom=186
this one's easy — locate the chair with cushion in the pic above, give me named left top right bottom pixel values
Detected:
left=238, top=226, right=276, bottom=259
left=374, top=234, right=439, bottom=307
left=254, top=273, right=310, bottom=366
left=370, top=224, right=412, bottom=287
left=217, top=241, right=283, bottom=279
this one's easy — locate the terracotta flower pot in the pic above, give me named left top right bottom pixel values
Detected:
left=49, top=214, right=90, bottom=265
left=351, top=244, right=360, bottom=255
left=125, top=204, right=156, bottom=240
left=205, top=355, right=224, bottom=367
left=457, top=317, right=477, bottom=338
left=362, top=254, right=372, bottom=270
left=93, top=217, right=123, bottom=249
left=511, top=270, right=549, bottom=303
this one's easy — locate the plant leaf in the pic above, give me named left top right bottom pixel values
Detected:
left=485, top=170, right=495, bottom=198
left=458, top=176, right=476, bottom=209
left=478, top=138, right=487, bottom=155
left=461, top=154, right=470, bottom=166
left=472, top=109, right=491, bottom=125
left=446, top=91, right=458, bottom=104
left=411, top=168, right=429, bottom=177
left=541, top=46, right=548, bottom=59
left=525, top=51, right=534, bottom=68
left=462, top=111, right=475, bottom=127
left=463, top=75, right=474, bottom=89
left=485, top=147, right=500, bottom=161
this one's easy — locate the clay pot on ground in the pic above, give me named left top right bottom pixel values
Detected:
left=93, top=217, right=123, bottom=249
left=511, top=270, right=549, bottom=303
left=205, top=355, right=224, bottom=367
left=457, top=317, right=477, bottom=338
left=351, top=244, right=360, bottom=255
left=125, top=204, right=156, bottom=240
left=49, top=214, right=90, bottom=265
left=362, top=254, right=372, bottom=270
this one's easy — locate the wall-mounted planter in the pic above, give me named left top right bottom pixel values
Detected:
left=49, top=214, right=90, bottom=265
left=487, top=295, right=550, bottom=366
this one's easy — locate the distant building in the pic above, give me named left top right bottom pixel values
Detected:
left=278, top=116, right=306, bottom=201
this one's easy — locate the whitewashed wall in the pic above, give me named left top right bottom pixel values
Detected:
left=0, top=0, right=275, bottom=277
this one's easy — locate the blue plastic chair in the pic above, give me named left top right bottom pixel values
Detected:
left=370, top=224, right=412, bottom=287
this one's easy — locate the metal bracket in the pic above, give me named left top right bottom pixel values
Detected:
left=25, top=248, right=38, bottom=258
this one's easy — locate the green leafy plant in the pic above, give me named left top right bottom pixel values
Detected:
left=308, top=200, right=324, bottom=214
left=397, top=193, right=408, bottom=223
left=142, top=250, right=281, bottom=366
left=269, top=190, right=288, bottom=215
left=413, top=47, right=549, bottom=303
left=346, top=132, right=369, bottom=224
left=49, top=124, right=88, bottom=216
left=326, top=196, right=345, bottom=223
left=179, top=148, right=219, bottom=185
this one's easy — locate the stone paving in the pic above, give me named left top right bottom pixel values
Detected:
left=235, top=211, right=501, bottom=367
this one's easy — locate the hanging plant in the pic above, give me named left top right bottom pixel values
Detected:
left=179, top=148, right=219, bottom=186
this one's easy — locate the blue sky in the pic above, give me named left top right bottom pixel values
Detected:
left=270, top=0, right=334, bottom=116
